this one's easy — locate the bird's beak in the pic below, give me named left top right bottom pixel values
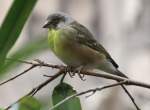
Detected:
left=42, top=21, right=49, bottom=28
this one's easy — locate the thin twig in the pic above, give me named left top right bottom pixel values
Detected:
left=4, top=70, right=64, bottom=110
left=80, top=71, right=150, bottom=89
left=6, top=58, right=64, bottom=69
left=120, top=84, right=140, bottom=110
left=60, top=72, right=67, bottom=83
left=43, top=74, right=54, bottom=77
left=0, top=65, right=36, bottom=86
left=49, top=81, right=127, bottom=110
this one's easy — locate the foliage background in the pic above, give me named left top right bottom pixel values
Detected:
left=0, top=0, right=150, bottom=110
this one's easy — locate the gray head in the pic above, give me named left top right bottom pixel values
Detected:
left=43, top=12, right=74, bottom=29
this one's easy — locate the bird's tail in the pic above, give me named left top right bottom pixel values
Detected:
left=114, top=69, right=128, bottom=78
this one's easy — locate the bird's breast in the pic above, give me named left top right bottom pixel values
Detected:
left=53, top=30, right=82, bottom=66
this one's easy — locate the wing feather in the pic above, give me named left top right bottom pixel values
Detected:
left=70, top=22, right=119, bottom=68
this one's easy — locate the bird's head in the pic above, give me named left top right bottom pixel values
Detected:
left=43, top=12, right=74, bottom=29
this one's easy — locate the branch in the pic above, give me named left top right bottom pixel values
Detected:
left=0, top=59, right=64, bottom=86
left=2, top=59, right=150, bottom=110
left=120, top=84, right=140, bottom=110
left=4, top=70, right=64, bottom=110
left=81, top=71, right=150, bottom=89
left=2, top=59, right=150, bottom=89
left=0, top=65, right=36, bottom=86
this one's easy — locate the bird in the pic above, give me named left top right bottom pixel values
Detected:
left=43, top=12, right=127, bottom=78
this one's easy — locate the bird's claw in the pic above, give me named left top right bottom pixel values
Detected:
left=65, top=65, right=73, bottom=73
left=69, top=72, right=75, bottom=78
left=77, top=73, right=86, bottom=81
left=64, top=65, right=86, bottom=81
left=76, top=66, right=86, bottom=81
left=64, top=66, right=75, bottom=77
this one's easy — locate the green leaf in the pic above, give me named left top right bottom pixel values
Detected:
left=52, top=83, right=82, bottom=110
left=0, top=108, right=4, bottom=110
left=0, top=0, right=37, bottom=65
left=16, top=96, right=41, bottom=110
left=0, top=37, right=48, bottom=75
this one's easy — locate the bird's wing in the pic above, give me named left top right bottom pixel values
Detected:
left=70, top=22, right=119, bottom=68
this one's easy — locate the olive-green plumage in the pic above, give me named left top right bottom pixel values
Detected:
left=43, top=12, right=127, bottom=78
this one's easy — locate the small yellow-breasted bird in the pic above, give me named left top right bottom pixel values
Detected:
left=43, top=12, right=127, bottom=78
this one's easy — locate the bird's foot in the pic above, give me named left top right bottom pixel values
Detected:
left=60, top=66, right=75, bottom=83
left=64, top=65, right=86, bottom=81
left=65, top=65, right=75, bottom=78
